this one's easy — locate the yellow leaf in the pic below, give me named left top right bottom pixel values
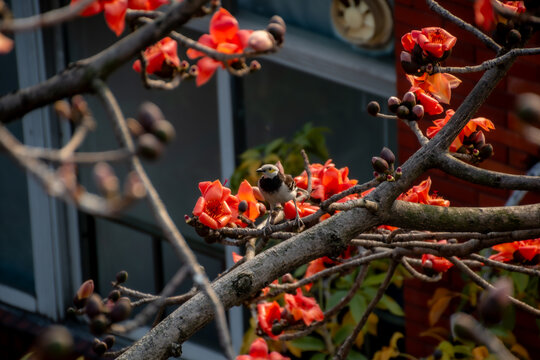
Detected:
left=389, top=332, right=404, bottom=349
left=342, top=310, right=356, bottom=326
left=428, top=288, right=455, bottom=307
left=355, top=329, right=365, bottom=349
left=511, top=344, right=531, bottom=360
left=419, top=327, right=449, bottom=342
left=285, top=341, right=302, bottom=358
left=472, top=346, right=489, bottom=360
left=367, top=313, right=379, bottom=336
left=429, top=295, right=453, bottom=326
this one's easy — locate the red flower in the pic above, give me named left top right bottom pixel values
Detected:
left=236, top=180, right=261, bottom=222
left=192, top=180, right=237, bottom=229
left=407, top=72, right=461, bottom=105
left=186, top=9, right=252, bottom=86
left=398, top=177, right=450, bottom=207
left=401, top=27, right=457, bottom=59
left=237, top=338, right=290, bottom=360
left=132, top=37, right=180, bottom=75
left=427, top=109, right=495, bottom=152
left=295, top=160, right=358, bottom=201
left=475, top=0, right=526, bottom=32
left=283, top=201, right=319, bottom=220
left=490, top=239, right=540, bottom=264
left=257, top=301, right=283, bottom=338
left=128, top=0, right=168, bottom=10
left=411, top=88, right=444, bottom=115
left=422, top=253, right=454, bottom=273
left=71, top=0, right=128, bottom=36
left=284, top=288, right=324, bottom=326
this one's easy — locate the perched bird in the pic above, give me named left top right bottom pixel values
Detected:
left=256, top=163, right=303, bottom=229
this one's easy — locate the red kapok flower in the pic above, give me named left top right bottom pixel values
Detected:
left=132, top=37, right=180, bottom=75
left=237, top=338, right=290, bottom=360
left=407, top=72, right=461, bottom=105
left=490, top=239, right=540, bottom=264
left=128, top=0, right=168, bottom=10
left=427, top=109, right=495, bottom=152
left=186, top=8, right=252, bottom=86
left=192, top=180, right=236, bottom=229
left=236, top=180, right=261, bottom=222
left=257, top=301, right=283, bottom=339
left=284, top=288, right=324, bottom=326
left=475, top=0, right=526, bottom=32
left=283, top=201, right=319, bottom=220
left=411, top=88, right=444, bottom=115
left=71, top=0, right=128, bottom=36
left=398, top=177, right=450, bottom=207
left=422, top=253, right=454, bottom=273
left=295, top=160, right=358, bottom=201
left=402, top=27, right=457, bottom=59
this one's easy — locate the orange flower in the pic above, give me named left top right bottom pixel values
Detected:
left=187, top=9, right=252, bottom=86
left=237, top=338, right=290, bottom=360
left=407, top=72, right=461, bottom=105
left=132, top=37, right=180, bottom=76
left=257, top=301, right=283, bottom=339
left=284, top=288, right=324, bottom=326
left=401, top=27, right=457, bottom=59
left=490, top=239, right=540, bottom=264
left=192, top=180, right=236, bottom=229
left=422, top=253, right=454, bottom=273
left=475, top=0, right=526, bottom=32
left=0, top=33, right=13, bottom=54
left=411, top=88, right=444, bottom=115
left=128, top=0, right=168, bottom=10
left=71, top=0, right=128, bottom=36
left=283, top=201, right=319, bottom=220
left=426, top=109, right=495, bottom=152
left=398, top=177, right=450, bottom=207
left=295, top=160, right=358, bottom=201
left=236, top=180, right=261, bottom=222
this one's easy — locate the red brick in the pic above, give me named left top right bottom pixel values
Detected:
left=508, top=76, right=540, bottom=95
left=478, top=192, right=506, bottom=206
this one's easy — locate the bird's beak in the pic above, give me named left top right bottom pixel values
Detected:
left=256, top=167, right=264, bottom=173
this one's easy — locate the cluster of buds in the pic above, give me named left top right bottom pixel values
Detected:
left=388, top=92, right=425, bottom=121
left=460, top=130, right=494, bottom=161
left=128, top=102, right=176, bottom=160
left=371, top=147, right=401, bottom=182
left=92, top=335, right=116, bottom=356
left=54, top=95, right=97, bottom=128
left=69, top=271, right=132, bottom=345
left=93, top=163, right=145, bottom=201
left=248, top=15, right=286, bottom=53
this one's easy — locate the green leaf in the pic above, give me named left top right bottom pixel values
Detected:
left=510, top=272, right=529, bottom=295
left=348, top=349, right=368, bottom=360
left=333, top=324, right=354, bottom=344
left=326, top=290, right=349, bottom=311
left=294, top=263, right=308, bottom=279
left=453, top=344, right=473, bottom=355
left=361, top=287, right=377, bottom=300
left=379, top=294, right=404, bottom=316
left=310, top=353, right=328, bottom=360
left=437, top=340, right=455, bottom=357
left=349, top=294, right=367, bottom=323
left=264, top=138, right=285, bottom=155
left=289, top=336, right=326, bottom=351
left=335, top=273, right=354, bottom=289
left=363, top=272, right=390, bottom=287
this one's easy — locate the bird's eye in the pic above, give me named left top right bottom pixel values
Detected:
left=269, top=168, right=275, bottom=173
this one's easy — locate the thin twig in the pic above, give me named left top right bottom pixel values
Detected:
left=405, top=119, right=429, bottom=145
left=468, top=254, right=540, bottom=277
left=401, top=257, right=443, bottom=282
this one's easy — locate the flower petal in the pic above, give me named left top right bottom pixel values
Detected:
left=103, top=0, right=128, bottom=36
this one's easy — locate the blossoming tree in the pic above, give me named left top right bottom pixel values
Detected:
left=1, top=0, right=540, bottom=359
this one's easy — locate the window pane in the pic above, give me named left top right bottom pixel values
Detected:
left=241, top=60, right=396, bottom=180
left=0, top=40, right=35, bottom=295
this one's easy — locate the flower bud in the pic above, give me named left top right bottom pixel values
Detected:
left=506, top=29, right=521, bottom=46
left=137, top=133, right=164, bottom=160
left=71, top=95, right=89, bottom=122
left=93, top=162, right=119, bottom=198
left=472, top=148, right=480, bottom=156
left=258, top=203, right=267, bottom=216
left=411, top=104, right=424, bottom=120
left=402, top=92, right=416, bottom=108
left=151, top=119, right=176, bottom=143
left=116, top=270, right=128, bottom=284
left=90, top=314, right=109, bottom=335
left=479, top=277, right=512, bottom=326
left=103, top=335, right=115, bottom=349
left=373, top=171, right=379, bottom=178
left=472, top=131, right=486, bottom=148
left=85, top=294, right=104, bottom=319
left=109, top=297, right=132, bottom=323
left=271, top=322, right=284, bottom=335
left=478, top=144, right=493, bottom=159
left=249, top=30, right=275, bottom=52
left=180, top=60, right=190, bottom=71
left=189, top=65, right=199, bottom=77
left=395, top=167, right=402, bottom=179
left=379, top=147, right=395, bottom=165
left=400, top=51, right=422, bottom=75
left=249, top=60, right=261, bottom=72
left=269, top=15, right=286, bottom=29
left=266, top=23, right=286, bottom=45
left=387, top=96, right=401, bottom=112
left=127, top=117, right=145, bottom=138
left=366, top=101, right=380, bottom=116
left=138, top=102, right=164, bottom=131
left=54, top=100, right=72, bottom=120
left=124, top=172, right=146, bottom=200
left=371, top=156, right=389, bottom=173
left=92, top=339, right=107, bottom=356
left=396, top=105, right=410, bottom=119
left=75, top=279, right=94, bottom=303
left=108, top=290, right=121, bottom=302
left=281, top=273, right=294, bottom=283
left=386, top=174, right=395, bottom=182
left=238, top=200, right=248, bottom=213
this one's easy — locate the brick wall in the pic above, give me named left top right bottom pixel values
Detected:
left=394, top=0, right=540, bottom=357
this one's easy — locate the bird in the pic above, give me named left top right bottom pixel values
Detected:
left=256, top=163, right=304, bottom=230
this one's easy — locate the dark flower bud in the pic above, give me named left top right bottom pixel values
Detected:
left=34, top=325, right=74, bottom=360
left=371, top=156, right=389, bottom=173
left=473, top=131, right=486, bottom=148
left=266, top=23, right=286, bottom=45
left=238, top=200, right=248, bottom=213
left=367, top=101, right=380, bottom=116
left=90, top=314, right=109, bottom=335
left=422, top=259, right=436, bottom=277
left=92, top=339, right=107, bottom=356
left=54, top=100, right=72, bottom=120
left=137, top=133, right=164, bottom=160
left=447, top=238, right=458, bottom=244
left=396, top=105, right=410, bottom=119
left=248, top=30, right=275, bottom=51
left=271, top=322, right=284, bottom=335
left=127, top=117, right=145, bottom=138
left=151, top=119, right=176, bottom=144
left=402, top=92, right=416, bottom=108
left=388, top=96, right=401, bottom=112
left=109, top=297, right=132, bottom=322
left=116, top=270, right=128, bottom=284
left=108, top=290, right=121, bottom=302
left=269, top=15, right=286, bottom=29
left=506, top=29, right=521, bottom=46
left=249, top=60, right=261, bottom=72
left=281, top=273, right=294, bottom=283
left=478, top=144, right=493, bottom=159
left=411, top=104, right=424, bottom=120
left=138, top=102, right=164, bottom=131
left=85, top=294, right=104, bottom=319
left=379, top=147, right=395, bottom=165
left=479, top=277, right=512, bottom=326
left=103, top=335, right=115, bottom=349
left=400, top=51, right=422, bottom=75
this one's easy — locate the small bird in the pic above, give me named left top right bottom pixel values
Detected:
left=256, top=163, right=303, bottom=229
